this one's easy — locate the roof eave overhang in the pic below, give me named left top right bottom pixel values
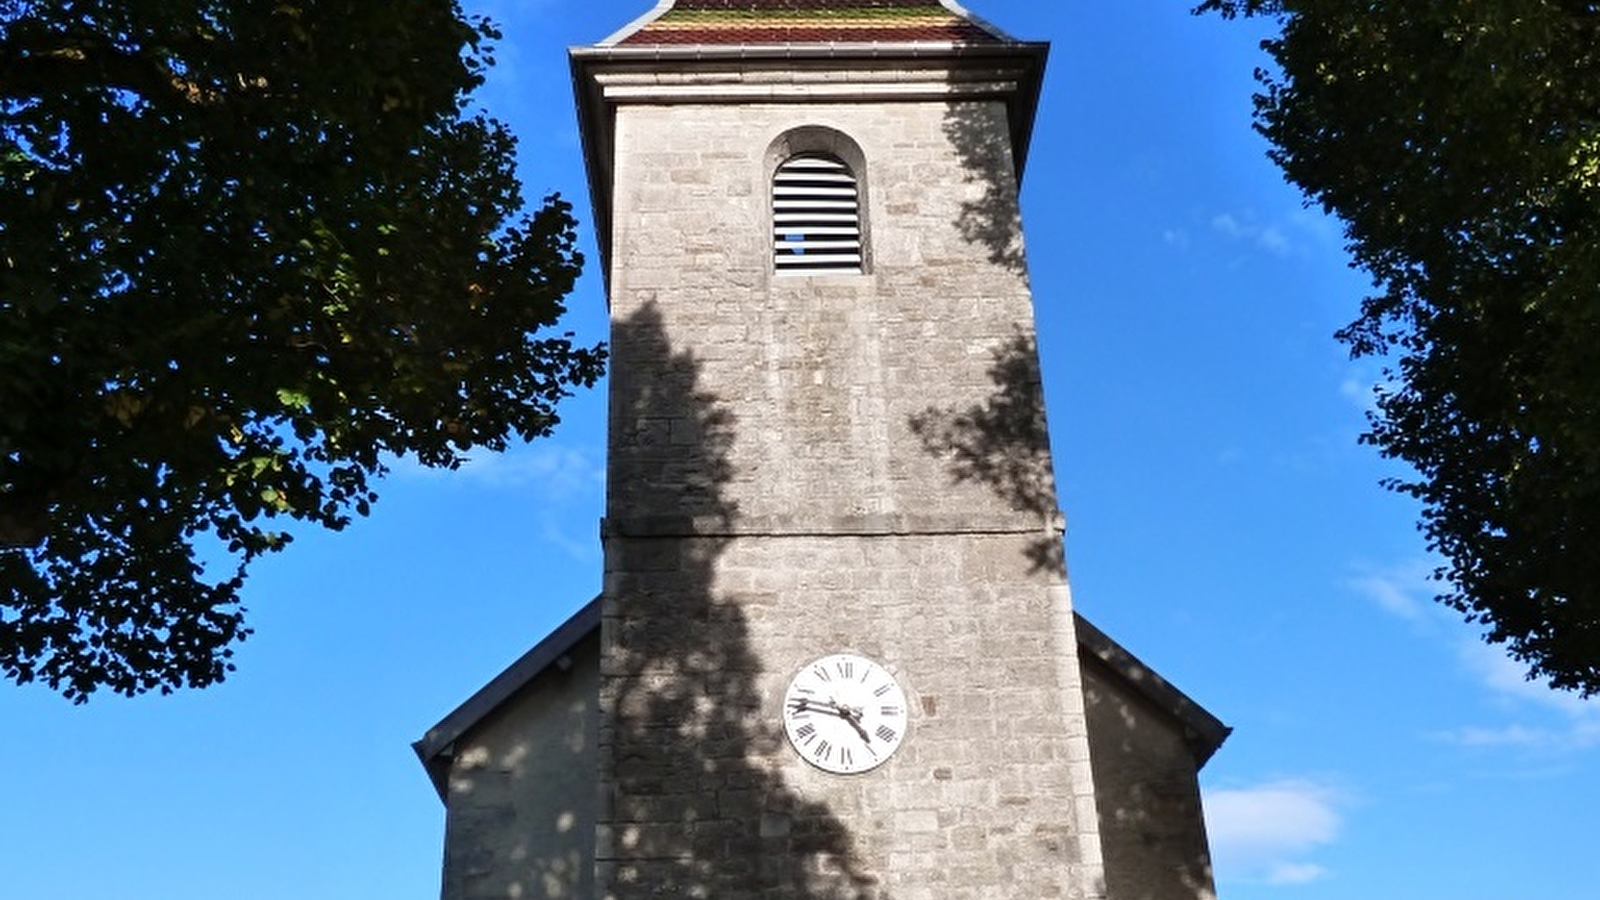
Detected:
left=569, top=39, right=1048, bottom=296
left=1074, top=613, right=1234, bottom=767
left=411, top=596, right=602, bottom=800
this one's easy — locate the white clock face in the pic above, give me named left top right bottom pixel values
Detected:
left=782, top=653, right=909, bottom=775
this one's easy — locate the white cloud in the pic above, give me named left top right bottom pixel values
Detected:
left=384, top=443, right=604, bottom=562
left=1208, top=205, right=1351, bottom=260
left=1459, top=640, right=1592, bottom=717
left=1428, top=639, right=1600, bottom=754
left=1438, top=723, right=1558, bottom=749
left=1211, top=213, right=1246, bottom=239
left=1210, top=212, right=1293, bottom=257
left=1337, top=360, right=1398, bottom=418
left=538, top=513, right=601, bottom=564
left=1348, top=558, right=1438, bottom=623
left=1265, top=862, right=1330, bottom=886
left=1338, top=375, right=1377, bottom=414
left=392, top=443, right=603, bottom=498
left=1205, top=780, right=1343, bottom=886
left=1462, top=641, right=1597, bottom=726
left=1257, top=225, right=1291, bottom=255
left=457, top=444, right=603, bottom=496
left=1351, top=556, right=1600, bottom=760
left=1287, top=207, right=1346, bottom=247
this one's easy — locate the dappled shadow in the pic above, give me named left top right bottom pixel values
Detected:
left=943, top=100, right=1029, bottom=275
left=1077, top=634, right=1223, bottom=900
left=908, top=330, right=1064, bottom=575
left=600, top=300, right=885, bottom=899
left=432, top=628, right=604, bottom=900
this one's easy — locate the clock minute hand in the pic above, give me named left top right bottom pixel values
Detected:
left=789, top=697, right=844, bottom=717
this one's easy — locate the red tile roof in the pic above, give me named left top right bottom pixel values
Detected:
left=617, top=0, right=1010, bottom=46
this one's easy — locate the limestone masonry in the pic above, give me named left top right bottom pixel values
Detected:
left=415, top=3, right=1229, bottom=899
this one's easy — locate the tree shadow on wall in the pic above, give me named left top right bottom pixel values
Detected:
left=908, top=330, right=1064, bottom=577
left=909, top=332, right=1226, bottom=900
left=942, top=99, right=1030, bottom=276
left=601, top=300, right=889, bottom=899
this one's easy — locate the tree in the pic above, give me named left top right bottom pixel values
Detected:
left=1199, top=0, right=1600, bottom=694
left=0, top=1, right=605, bottom=701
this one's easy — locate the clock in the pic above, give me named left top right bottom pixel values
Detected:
left=782, top=653, right=909, bottom=774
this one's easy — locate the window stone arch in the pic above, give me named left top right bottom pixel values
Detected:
left=767, top=127, right=870, bottom=275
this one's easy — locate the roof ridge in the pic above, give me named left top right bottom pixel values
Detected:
left=598, top=0, right=1017, bottom=48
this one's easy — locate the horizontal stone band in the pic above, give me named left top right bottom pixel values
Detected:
left=601, top=512, right=1064, bottom=539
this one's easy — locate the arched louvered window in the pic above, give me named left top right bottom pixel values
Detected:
left=773, top=153, right=863, bottom=275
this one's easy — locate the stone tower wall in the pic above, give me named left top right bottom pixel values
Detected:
left=600, top=96, right=1107, bottom=900
left=606, top=99, right=1054, bottom=531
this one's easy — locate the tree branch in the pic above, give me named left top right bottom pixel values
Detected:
left=1, top=34, right=217, bottom=108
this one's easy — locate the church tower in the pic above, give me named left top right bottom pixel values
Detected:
left=578, top=2, right=1099, bottom=897
left=414, top=4, right=1228, bottom=899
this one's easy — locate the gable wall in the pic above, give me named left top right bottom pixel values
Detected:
left=440, top=633, right=601, bottom=900
left=1081, top=655, right=1218, bottom=900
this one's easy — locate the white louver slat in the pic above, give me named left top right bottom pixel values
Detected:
left=773, top=154, right=863, bottom=275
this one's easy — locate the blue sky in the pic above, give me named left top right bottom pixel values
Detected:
left=3, top=2, right=1594, bottom=898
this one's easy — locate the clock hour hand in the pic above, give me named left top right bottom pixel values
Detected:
left=828, top=700, right=873, bottom=745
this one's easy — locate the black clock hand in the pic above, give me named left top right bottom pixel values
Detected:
left=791, top=697, right=849, bottom=717
left=790, top=697, right=844, bottom=717
left=790, top=698, right=873, bottom=744
left=828, top=700, right=873, bottom=745
left=844, top=715, right=872, bottom=745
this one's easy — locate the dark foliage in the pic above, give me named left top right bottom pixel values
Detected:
left=1199, top=0, right=1600, bottom=694
left=0, top=1, right=604, bottom=700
